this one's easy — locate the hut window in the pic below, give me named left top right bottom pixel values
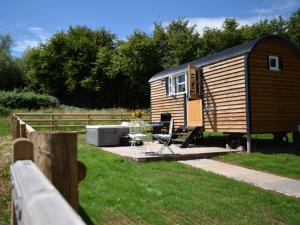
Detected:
left=168, top=76, right=174, bottom=95
left=175, top=74, right=186, bottom=93
left=167, top=73, right=186, bottom=96
left=268, top=56, right=282, bottom=71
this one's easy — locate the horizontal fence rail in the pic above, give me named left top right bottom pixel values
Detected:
left=10, top=160, right=86, bottom=225
left=15, top=113, right=151, bottom=132
left=11, top=114, right=36, bottom=139
left=11, top=114, right=87, bottom=224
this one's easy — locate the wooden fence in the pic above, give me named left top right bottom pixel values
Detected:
left=11, top=114, right=36, bottom=139
left=10, top=112, right=151, bottom=224
left=10, top=160, right=86, bottom=225
left=14, top=112, right=151, bottom=132
left=10, top=115, right=87, bottom=225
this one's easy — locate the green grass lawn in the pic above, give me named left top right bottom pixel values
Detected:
left=78, top=136, right=300, bottom=225
left=215, top=152, right=300, bottom=180
left=207, top=132, right=300, bottom=180
left=0, top=117, right=10, bottom=137
left=204, top=132, right=300, bottom=180
left=1, top=114, right=300, bottom=225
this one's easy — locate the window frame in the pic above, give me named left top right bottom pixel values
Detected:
left=167, top=73, right=187, bottom=96
left=168, top=76, right=174, bottom=95
left=175, top=74, right=186, bottom=94
left=269, top=55, right=280, bottom=71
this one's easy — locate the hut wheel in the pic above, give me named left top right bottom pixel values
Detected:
left=273, top=132, right=288, bottom=144
left=227, top=134, right=243, bottom=149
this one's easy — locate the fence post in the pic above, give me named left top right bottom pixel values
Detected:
left=12, top=116, right=20, bottom=140
left=88, top=114, right=91, bottom=125
left=29, top=132, right=79, bottom=211
left=13, top=138, right=34, bottom=163
left=51, top=114, right=54, bottom=131
left=12, top=138, right=34, bottom=225
left=11, top=115, right=15, bottom=140
left=20, top=123, right=26, bottom=138
left=16, top=119, right=20, bottom=140
left=16, top=118, right=20, bottom=140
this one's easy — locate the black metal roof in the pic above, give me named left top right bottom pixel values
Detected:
left=149, top=35, right=284, bottom=82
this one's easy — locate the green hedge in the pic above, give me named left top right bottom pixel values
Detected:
left=0, top=106, right=12, bottom=117
left=0, top=91, right=59, bottom=109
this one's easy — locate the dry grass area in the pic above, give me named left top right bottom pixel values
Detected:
left=0, top=118, right=12, bottom=225
left=13, top=106, right=150, bottom=115
left=14, top=107, right=150, bottom=132
left=0, top=136, right=12, bottom=165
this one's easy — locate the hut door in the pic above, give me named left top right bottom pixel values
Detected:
left=187, top=64, right=203, bottom=127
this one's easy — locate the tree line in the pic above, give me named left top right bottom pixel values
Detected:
left=1, top=9, right=300, bottom=108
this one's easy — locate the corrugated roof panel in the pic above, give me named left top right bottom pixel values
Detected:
left=149, top=36, right=263, bottom=82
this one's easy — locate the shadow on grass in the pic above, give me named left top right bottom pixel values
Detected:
left=79, top=205, right=95, bottom=225
left=251, top=138, right=299, bottom=155
left=203, top=135, right=227, bottom=147
left=200, top=133, right=299, bottom=155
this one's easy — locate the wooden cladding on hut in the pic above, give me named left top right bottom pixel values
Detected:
left=249, top=37, right=300, bottom=132
left=150, top=79, right=185, bottom=128
left=149, top=35, right=300, bottom=134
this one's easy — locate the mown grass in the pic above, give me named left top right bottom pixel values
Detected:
left=0, top=117, right=10, bottom=137
left=78, top=135, right=300, bottom=225
left=207, top=132, right=300, bottom=180
left=2, top=110, right=300, bottom=224
left=215, top=152, right=300, bottom=180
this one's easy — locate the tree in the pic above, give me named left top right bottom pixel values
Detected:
left=164, top=19, right=200, bottom=68
left=288, top=8, right=300, bottom=48
left=24, top=26, right=116, bottom=107
left=0, top=34, right=24, bottom=90
left=0, top=35, right=13, bottom=56
left=200, top=19, right=243, bottom=57
left=22, top=9, right=299, bottom=109
left=152, top=23, right=169, bottom=69
left=105, top=31, right=161, bottom=107
left=199, top=27, right=224, bottom=56
left=222, top=19, right=243, bottom=47
left=240, top=17, right=288, bottom=41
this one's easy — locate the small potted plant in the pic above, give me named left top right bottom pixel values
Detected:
left=132, top=109, right=144, bottom=126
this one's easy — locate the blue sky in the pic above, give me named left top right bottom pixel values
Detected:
left=1, top=0, right=299, bottom=57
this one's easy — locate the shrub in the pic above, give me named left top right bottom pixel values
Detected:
left=0, top=91, right=59, bottom=109
left=0, top=106, right=11, bottom=117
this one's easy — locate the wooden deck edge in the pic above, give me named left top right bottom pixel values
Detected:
left=133, top=151, right=241, bottom=163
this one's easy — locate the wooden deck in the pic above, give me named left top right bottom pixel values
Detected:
left=100, top=142, right=242, bottom=162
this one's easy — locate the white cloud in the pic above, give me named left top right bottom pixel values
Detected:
left=159, top=0, right=299, bottom=35
left=56, top=26, right=63, bottom=31
left=188, top=17, right=226, bottom=31
left=251, top=0, right=299, bottom=15
left=28, top=26, right=49, bottom=42
left=12, top=26, right=49, bottom=55
left=13, top=39, right=41, bottom=53
left=161, top=16, right=266, bottom=35
left=29, top=27, right=44, bottom=32
left=188, top=17, right=263, bottom=34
